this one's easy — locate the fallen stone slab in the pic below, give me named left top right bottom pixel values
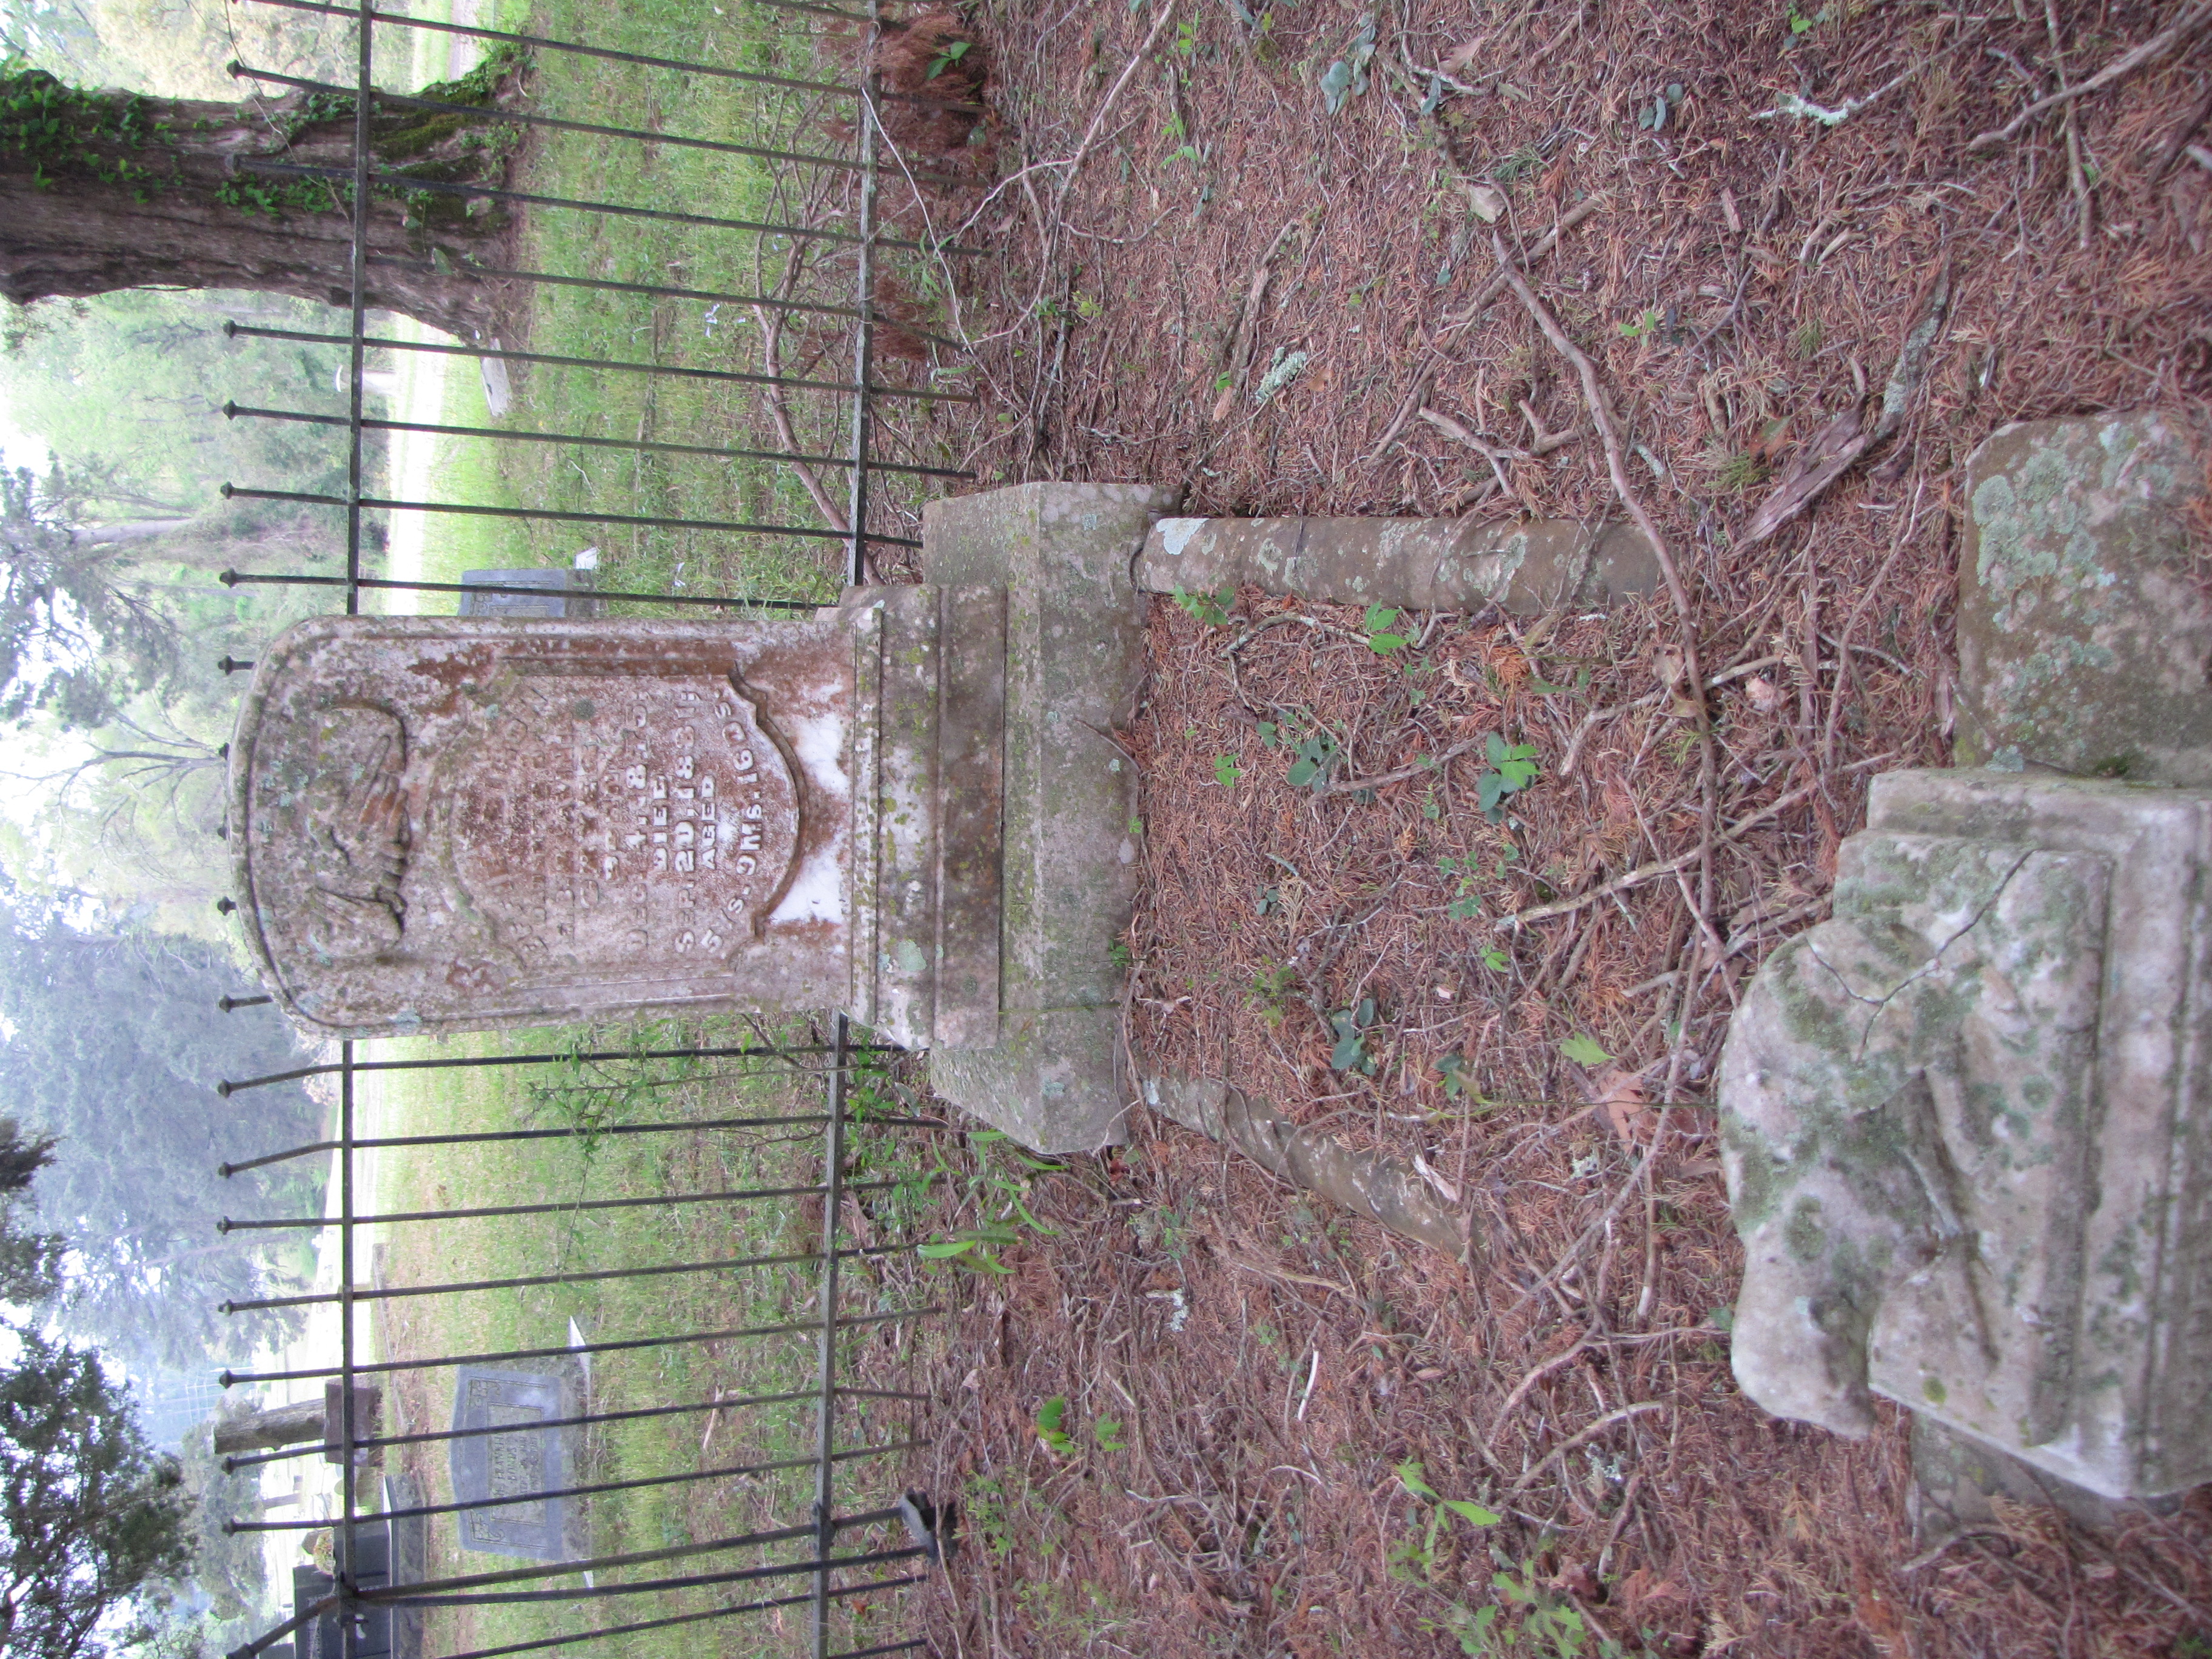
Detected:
left=1134, top=515, right=1659, bottom=613
left=1724, top=410, right=2212, bottom=1512
left=1721, top=767, right=2212, bottom=1501
left=1142, top=1073, right=1473, bottom=1263
left=1957, top=408, right=2212, bottom=783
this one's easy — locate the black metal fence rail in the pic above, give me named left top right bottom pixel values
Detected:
left=208, top=0, right=962, bottom=1652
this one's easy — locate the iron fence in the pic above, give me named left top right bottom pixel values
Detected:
left=204, top=0, right=974, bottom=1651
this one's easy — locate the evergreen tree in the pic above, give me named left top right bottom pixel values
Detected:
left=0, top=1121, right=195, bottom=1659
left=0, top=908, right=324, bottom=1372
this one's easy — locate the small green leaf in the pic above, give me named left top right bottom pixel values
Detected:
left=1213, top=753, right=1242, bottom=786
left=1319, top=57, right=1355, bottom=113
left=1396, top=1459, right=1438, bottom=1500
left=1559, top=1033, right=1612, bottom=1067
left=1440, top=1498, right=1502, bottom=1527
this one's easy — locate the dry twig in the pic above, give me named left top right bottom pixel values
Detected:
left=1492, top=233, right=1721, bottom=1016
left=1966, top=1, right=2212, bottom=153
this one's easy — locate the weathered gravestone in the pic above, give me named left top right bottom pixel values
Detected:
left=447, top=1364, right=587, bottom=1560
left=232, top=484, right=1661, bottom=1153
left=1720, top=411, right=2212, bottom=1508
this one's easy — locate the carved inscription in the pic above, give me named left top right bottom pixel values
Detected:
left=482, top=1399, right=548, bottom=1535
left=449, top=1366, right=580, bottom=1559
left=444, top=670, right=800, bottom=974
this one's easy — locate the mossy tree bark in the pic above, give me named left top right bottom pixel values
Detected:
left=0, top=69, right=523, bottom=339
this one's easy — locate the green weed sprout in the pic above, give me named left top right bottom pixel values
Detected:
left=1171, top=582, right=1236, bottom=626
left=1476, top=732, right=1541, bottom=821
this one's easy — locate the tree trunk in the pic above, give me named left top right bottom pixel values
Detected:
left=211, top=1384, right=382, bottom=1456
left=70, top=519, right=198, bottom=546
left=210, top=1398, right=328, bottom=1455
left=1, top=73, right=518, bottom=339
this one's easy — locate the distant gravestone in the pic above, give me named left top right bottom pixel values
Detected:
left=290, top=1518, right=406, bottom=1658
left=449, top=1365, right=585, bottom=1560
left=457, top=568, right=600, bottom=619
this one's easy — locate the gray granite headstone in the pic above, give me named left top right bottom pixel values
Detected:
left=457, top=568, right=599, bottom=619
left=448, top=1365, right=585, bottom=1560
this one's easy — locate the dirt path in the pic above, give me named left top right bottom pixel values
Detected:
left=891, top=0, right=2212, bottom=1652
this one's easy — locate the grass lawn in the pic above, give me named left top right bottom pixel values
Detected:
left=374, top=0, right=971, bottom=611
left=369, top=1028, right=928, bottom=1658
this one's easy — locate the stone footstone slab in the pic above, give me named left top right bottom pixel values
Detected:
left=1957, top=409, right=2212, bottom=782
left=1134, top=515, right=1659, bottom=612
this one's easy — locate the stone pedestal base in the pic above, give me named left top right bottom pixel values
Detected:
left=913, top=483, right=1179, bottom=1153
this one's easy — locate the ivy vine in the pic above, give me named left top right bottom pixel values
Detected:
left=3, top=44, right=528, bottom=222
left=1, top=59, right=167, bottom=200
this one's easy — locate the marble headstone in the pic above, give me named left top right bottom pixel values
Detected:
left=230, top=614, right=849, bottom=1036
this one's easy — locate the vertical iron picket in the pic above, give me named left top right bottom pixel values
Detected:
left=210, top=0, right=964, bottom=1647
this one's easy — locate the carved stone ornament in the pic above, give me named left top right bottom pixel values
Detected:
left=1721, top=768, right=2212, bottom=1500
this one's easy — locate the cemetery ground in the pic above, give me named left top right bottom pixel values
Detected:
left=336, top=0, right=2212, bottom=1653
left=877, top=1, right=2212, bottom=1656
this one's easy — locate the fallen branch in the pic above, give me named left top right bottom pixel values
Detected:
left=1754, top=59, right=1926, bottom=126
left=1321, top=731, right=1487, bottom=796
left=1738, top=406, right=1868, bottom=546
left=1057, top=3, right=1181, bottom=198
left=1498, top=751, right=1900, bottom=931
left=1492, top=233, right=1721, bottom=974
left=1418, top=407, right=1518, bottom=498
left=1362, top=198, right=1608, bottom=469
left=1738, top=261, right=1948, bottom=545
left=1362, top=363, right=1439, bottom=466
left=1517, top=399, right=1581, bottom=455
left=1500, top=782, right=1815, bottom=932
left=1213, top=216, right=1305, bottom=421
left=1509, top=1402, right=1668, bottom=1493
left=752, top=304, right=850, bottom=540
left=1967, top=1, right=2212, bottom=153
left=1445, top=196, right=1604, bottom=329
left=2148, top=81, right=2212, bottom=179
